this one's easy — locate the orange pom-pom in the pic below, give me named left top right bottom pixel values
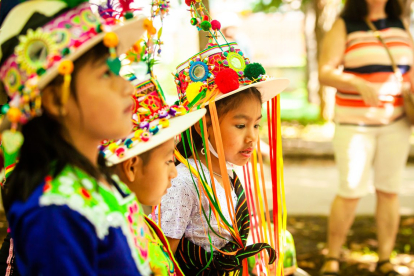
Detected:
left=7, top=107, right=22, bottom=123
left=103, top=32, right=119, bottom=48
left=143, top=19, right=153, bottom=30
left=58, top=60, right=74, bottom=75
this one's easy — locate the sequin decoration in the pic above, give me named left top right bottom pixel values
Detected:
left=15, top=28, right=58, bottom=75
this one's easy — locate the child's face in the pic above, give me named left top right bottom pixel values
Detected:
left=131, top=139, right=177, bottom=206
left=64, top=58, right=134, bottom=142
left=209, top=96, right=262, bottom=166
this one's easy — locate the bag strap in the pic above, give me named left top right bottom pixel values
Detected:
left=365, top=18, right=403, bottom=82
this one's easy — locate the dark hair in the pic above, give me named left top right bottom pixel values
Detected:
left=2, top=42, right=111, bottom=213
left=341, top=0, right=403, bottom=21
left=176, top=87, right=262, bottom=162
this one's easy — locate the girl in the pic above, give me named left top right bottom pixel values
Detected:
left=0, top=0, right=152, bottom=274
left=100, top=75, right=207, bottom=276
left=152, top=39, right=289, bottom=274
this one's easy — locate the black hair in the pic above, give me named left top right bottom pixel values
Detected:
left=2, top=42, right=111, bottom=213
left=175, top=87, right=262, bottom=163
left=341, top=0, right=403, bottom=21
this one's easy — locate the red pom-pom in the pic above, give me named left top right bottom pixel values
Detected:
left=203, top=15, right=209, bottom=21
left=211, top=20, right=221, bottom=31
left=185, top=0, right=196, bottom=6
left=215, top=69, right=239, bottom=93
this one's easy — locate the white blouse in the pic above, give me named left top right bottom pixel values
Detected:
left=151, top=158, right=238, bottom=252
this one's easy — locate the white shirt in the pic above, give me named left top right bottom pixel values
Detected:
left=151, top=158, right=238, bottom=252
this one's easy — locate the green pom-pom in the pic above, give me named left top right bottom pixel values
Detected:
left=36, top=68, right=46, bottom=76
left=1, top=104, right=10, bottom=114
left=190, top=18, right=198, bottom=26
left=63, top=0, right=88, bottom=8
left=200, top=21, right=211, bottom=31
left=124, top=12, right=134, bottom=20
left=62, top=47, right=71, bottom=56
left=95, top=24, right=102, bottom=33
left=244, top=63, right=266, bottom=81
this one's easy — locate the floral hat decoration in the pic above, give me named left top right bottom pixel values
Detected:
left=0, top=0, right=147, bottom=155
left=99, top=0, right=206, bottom=166
left=174, top=0, right=289, bottom=108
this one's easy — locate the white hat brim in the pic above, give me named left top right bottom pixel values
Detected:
left=106, top=108, right=207, bottom=166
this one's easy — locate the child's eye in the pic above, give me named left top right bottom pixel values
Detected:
left=166, top=160, right=174, bottom=165
left=254, top=124, right=261, bottom=129
left=235, top=124, right=245, bottom=129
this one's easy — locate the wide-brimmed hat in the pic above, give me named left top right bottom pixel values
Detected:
left=0, top=0, right=147, bottom=154
left=100, top=76, right=206, bottom=166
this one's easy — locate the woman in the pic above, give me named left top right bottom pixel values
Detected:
left=319, top=0, right=413, bottom=275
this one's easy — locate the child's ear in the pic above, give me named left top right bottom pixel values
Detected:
left=193, top=115, right=211, bottom=138
left=42, top=85, right=67, bottom=117
left=122, top=156, right=140, bottom=183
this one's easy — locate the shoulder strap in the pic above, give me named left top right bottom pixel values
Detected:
left=365, top=18, right=403, bottom=82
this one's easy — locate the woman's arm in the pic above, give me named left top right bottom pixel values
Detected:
left=319, top=18, right=380, bottom=106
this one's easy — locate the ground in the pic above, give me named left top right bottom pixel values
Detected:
left=288, top=215, right=414, bottom=276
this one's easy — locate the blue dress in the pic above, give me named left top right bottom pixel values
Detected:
left=7, top=165, right=150, bottom=276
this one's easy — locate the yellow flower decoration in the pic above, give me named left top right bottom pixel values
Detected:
left=15, top=28, right=58, bottom=75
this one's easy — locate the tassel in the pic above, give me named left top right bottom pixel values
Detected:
left=58, top=60, right=74, bottom=105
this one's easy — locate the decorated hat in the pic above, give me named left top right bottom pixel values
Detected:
left=0, top=0, right=147, bottom=154
left=100, top=0, right=206, bottom=166
left=100, top=75, right=206, bottom=166
left=173, top=1, right=289, bottom=108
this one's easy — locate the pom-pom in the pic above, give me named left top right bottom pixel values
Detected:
left=203, top=15, right=209, bottom=21
left=215, top=69, right=239, bottom=93
left=200, top=21, right=211, bottom=31
left=190, top=18, right=198, bottom=25
left=103, top=32, right=119, bottom=48
left=211, top=20, right=221, bottom=31
left=244, top=63, right=266, bottom=81
left=185, top=0, right=196, bottom=6
left=186, top=82, right=204, bottom=103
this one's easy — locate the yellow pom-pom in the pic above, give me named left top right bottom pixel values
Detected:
left=159, top=118, right=169, bottom=128
left=134, top=129, right=143, bottom=140
left=103, top=32, right=119, bottom=48
left=185, top=82, right=204, bottom=103
left=108, top=142, right=118, bottom=153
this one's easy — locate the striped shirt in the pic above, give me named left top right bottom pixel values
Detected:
left=336, top=18, right=413, bottom=126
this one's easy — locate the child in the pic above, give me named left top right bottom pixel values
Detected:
left=153, top=29, right=289, bottom=276
left=100, top=75, right=206, bottom=276
left=0, top=0, right=153, bottom=274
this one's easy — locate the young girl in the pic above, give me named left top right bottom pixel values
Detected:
left=152, top=39, right=289, bottom=275
left=0, top=0, right=153, bottom=274
left=100, top=75, right=207, bottom=276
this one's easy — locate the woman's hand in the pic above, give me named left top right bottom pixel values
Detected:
left=352, top=78, right=380, bottom=107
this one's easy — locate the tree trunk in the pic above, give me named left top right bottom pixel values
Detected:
left=198, top=0, right=210, bottom=51
left=305, top=0, right=341, bottom=120
left=403, top=0, right=412, bottom=22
